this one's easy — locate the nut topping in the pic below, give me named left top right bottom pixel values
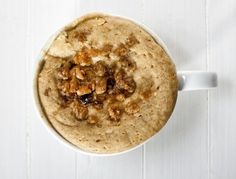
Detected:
left=55, top=42, right=137, bottom=123
left=114, top=69, right=136, bottom=94
left=71, top=66, right=85, bottom=80
left=57, top=66, right=70, bottom=80
left=95, top=77, right=107, bottom=95
left=71, top=101, right=88, bottom=120
left=69, top=77, right=79, bottom=93
left=108, top=104, right=122, bottom=121
left=94, top=61, right=107, bottom=77
left=77, top=86, right=92, bottom=96
left=115, top=94, right=125, bottom=101
left=125, top=102, right=140, bottom=114
left=73, top=51, right=92, bottom=66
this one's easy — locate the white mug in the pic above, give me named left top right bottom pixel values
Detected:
left=33, top=13, right=217, bottom=156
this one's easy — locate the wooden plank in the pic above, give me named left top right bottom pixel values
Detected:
left=0, top=0, right=27, bottom=178
left=27, top=0, right=77, bottom=178
left=76, top=149, right=142, bottom=179
left=143, top=0, right=209, bottom=178
left=75, top=1, right=144, bottom=179
left=208, top=0, right=236, bottom=178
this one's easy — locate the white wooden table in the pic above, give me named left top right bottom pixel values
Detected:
left=1, top=0, right=236, bottom=178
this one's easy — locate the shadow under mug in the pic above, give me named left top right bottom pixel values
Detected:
left=33, top=13, right=217, bottom=156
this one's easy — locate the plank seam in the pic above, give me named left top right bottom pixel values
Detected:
left=26, top=0, right=32, bottom=178
left=205, top=0, right=211, bottom=178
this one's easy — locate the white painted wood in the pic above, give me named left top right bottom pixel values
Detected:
left=1, top=0, right=236, bottom=178
left=208, top=0, right=236, bottom=178
left=143, top=0, right=209, bottom=179
left=75, top=1, right=144, bottom=179
left=27, top=0, right=77, bottom=179
left=0, top=0, right=27, bottom=178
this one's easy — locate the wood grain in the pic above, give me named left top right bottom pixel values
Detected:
left=208, top=0, right=236, bottom=178
left=0, top=0, right=27, bottom=178
left=1, top=0, right=236, bottom=178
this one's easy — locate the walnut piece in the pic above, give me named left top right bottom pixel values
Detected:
left=125, top=102, right=140, bottom=114
left=115, top=94, right=125, bottom=101
left=73, top=52, right=92, bottom=66
left=71, top=101, right=88, bottom=120
left=77, top=86, right=92, bottom=96
left=69, top=77, right=79, bottom=93
left=108, top=104, right=122, bottom=121
left=60, top=81, right=70, bottom=96
left=57, top=67, right=70, bottom=80
left=95, top=77, right=107, bottom=95
left=94, top=61, right=107, bottom=77
left=71, top=66, right=85, bottom=80
left=115, top=69, right=136, bottom=94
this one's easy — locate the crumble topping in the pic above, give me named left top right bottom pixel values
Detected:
left=53, top=34, right=139, bottom=122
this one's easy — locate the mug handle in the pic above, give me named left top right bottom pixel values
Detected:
left=177, top=71, right=217, bottom=91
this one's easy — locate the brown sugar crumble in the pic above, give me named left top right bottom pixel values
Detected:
left=53, top=34, right=140, bottom=122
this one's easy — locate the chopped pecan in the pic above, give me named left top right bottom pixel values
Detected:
left=76, top=86, right=92, bottom=96
left=125, top=102, right=140, bottom=114
left=60, top=81, right=70, bottom=95
left=95, top=77, right=107, bottom=95
left=94, top=61, right=107, bottom=77
left=115, top=94, right=125, bottom=101
left=69, top=77, right=79, bottom=93
left=88, top=81, right=96, bottom=91
left=70, top=66, right=85, bottom=80
left=71, top=101, right=88, bottom=120
left=115, top=69, right=136, bottom=94
left=57, top=66, right=70, bottom=80
left=73, top=52, right=92, bottom=66
left=108, top=104, right=122, bottom=121
left=82, top=66, right=95, bottom=80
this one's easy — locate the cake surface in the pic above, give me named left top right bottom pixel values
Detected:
left=37, top=13, right=178, bottom=153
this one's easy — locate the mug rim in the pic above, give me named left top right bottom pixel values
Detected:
left=32, top=12, right=177, bottom=156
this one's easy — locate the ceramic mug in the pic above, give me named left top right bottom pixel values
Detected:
left=33, top=13, right=217, bottom=156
